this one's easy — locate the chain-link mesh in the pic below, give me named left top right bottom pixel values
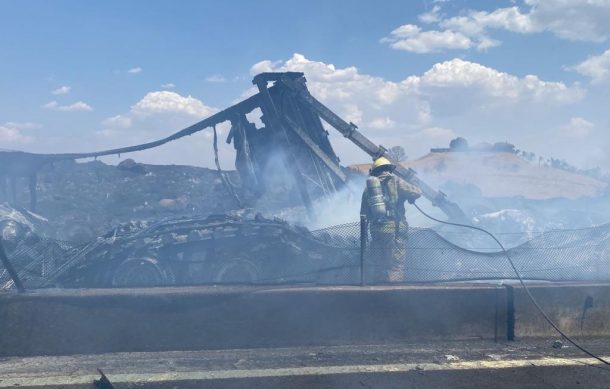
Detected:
left=0, top=237, right=80, bottom=289
left=3, top=221, right=610, bottom=290
left=312, top=222, right=610, bottom=283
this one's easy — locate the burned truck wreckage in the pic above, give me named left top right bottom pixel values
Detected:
left=2, top=72, right=610, bottom=289
left=0, top=72, right=465, bottom=220
left=4, top=208, right=610, bottom=289
left=1, top=213, right=357, bottom=289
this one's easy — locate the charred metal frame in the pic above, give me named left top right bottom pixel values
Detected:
left=0, top=72, right=466, bottom=221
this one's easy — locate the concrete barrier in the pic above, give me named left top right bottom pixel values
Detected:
left=511, top=283, right=610, bottom=338
left=0, top=284, right=506, bottom=357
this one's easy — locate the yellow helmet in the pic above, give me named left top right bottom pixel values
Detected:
left=371, top=156, right=395, bottom=172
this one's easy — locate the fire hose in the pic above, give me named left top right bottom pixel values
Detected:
left=411, top=201, right=610, bottom=366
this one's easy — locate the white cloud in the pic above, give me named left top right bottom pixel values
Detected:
left=385, top=1, right=610, bottom=53
left=368, top=117, right=396, bottom=130
left=20, top=54, right=597, bottom=171
left=259, top=53, right=582, bottom=111
left=440, top=7, right=535, bottom=36
left=65, top=101, right=93, bottom=111
left=341, top=104, right=364, bottom=124
left=253, top=53, right=583, bottom=165
left=128, top=67, right=142, bottom=74
left=418, top=5, right=442, bottom=24
left=42, top=100, right=93, bottom=112
left=0, top=125, right=33, bottom=144
left=524, top=0, right=610, bottom=42
left=249, top=59, right=283, bottom=76
left=129, top=91, right=216, bottom=118
left=96, top=91, right=233, bottom=167
left=559, top=117, right=594, bottom=138
left=3, top=122, right=42, bottom=130
left=41, top=101, right=58, bottom=110
left=100, top=91, right=217, bottom=140
left=411, top=59, right=583, bottom=105
left=161, top=83, right=176, bottom=89
left=51, top=85, right=71, bottom=95
left=382, top=24, right=476, bottom=53
left=102, top=115, right=132, bottom=129
left=572, top=49, right=610, bottom=83
left=205, top=74, right=226, bottom=83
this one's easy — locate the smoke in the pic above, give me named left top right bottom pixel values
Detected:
left=250, top=151, right=304, bottom=212
left=249, top=149, right=366, bottom=229
left=304, top=177, right=366, bottom=230
left=259, top=163, right=434, bottom=231
left=406, top=149, right=610, bottom=248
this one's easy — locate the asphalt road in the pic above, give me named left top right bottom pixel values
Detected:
left=2, top=338, right=610, bottom=388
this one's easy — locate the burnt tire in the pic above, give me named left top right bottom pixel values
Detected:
left=213, top=258, right=260, bottom=283
left=110, top=257, right=175, bottom=287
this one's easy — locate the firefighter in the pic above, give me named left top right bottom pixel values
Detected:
left=360, top=157, right=422, bottom=282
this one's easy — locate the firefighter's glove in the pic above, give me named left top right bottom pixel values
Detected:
left=408, top=193, right=421, bottom=204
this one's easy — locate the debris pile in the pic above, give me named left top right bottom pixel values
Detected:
left=8, top=159, right=243, bottom=242
left=2, top=72, right=610, bottom=289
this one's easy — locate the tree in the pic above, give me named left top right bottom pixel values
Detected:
left=492, top=142, right=516, bottom=153
left=518, top=150, right=535, bottom=162
left=449, top=137, right=469, bottom=151
left=387, top=146, right=407, bottom=162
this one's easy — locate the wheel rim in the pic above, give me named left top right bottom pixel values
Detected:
left=214, top=259, right=259, bottom=283
left=111, top=257, right=172, bottom=287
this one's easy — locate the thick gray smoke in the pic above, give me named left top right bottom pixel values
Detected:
left=303, top=177, right=366, bottom=230
left=252, top=151, right=367, bottom=229
left=407, top=150, right=610, bottom=249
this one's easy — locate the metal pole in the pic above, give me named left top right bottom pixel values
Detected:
left=360, top=215, right=367, bottom=286
left=0, top=238, right=25, bottom=292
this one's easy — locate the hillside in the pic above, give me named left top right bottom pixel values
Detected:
left=6, top=159, right=243, bottom=242
left=350, top=152, right=607, bottom=200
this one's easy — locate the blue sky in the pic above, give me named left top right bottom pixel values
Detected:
left=2, top=0, right=610, bottom=169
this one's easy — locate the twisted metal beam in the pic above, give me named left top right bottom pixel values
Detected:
left=0, top=92, right=262, bottom=167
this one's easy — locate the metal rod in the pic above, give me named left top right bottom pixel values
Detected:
left=213, top=125, right=242, bottom=207
left=0, top=239, right=25, bottom=293
left=360, top=214, right=367, bottom=286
